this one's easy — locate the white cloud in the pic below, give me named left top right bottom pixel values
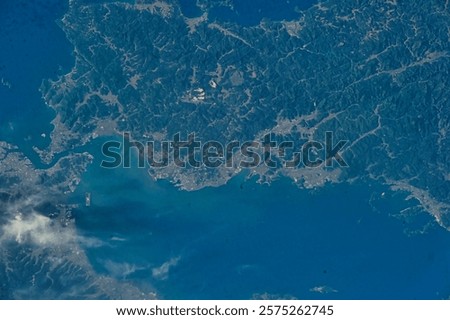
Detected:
left=152, top=256, right=180, bottom=280
left=0, top=211, right=103, bottom=248
left=103, top=260, right=146, bottom=278
left=309, top=285, right=338, bottom=294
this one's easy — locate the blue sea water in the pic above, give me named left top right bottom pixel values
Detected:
left=2, top=0, right=450, bottom=300
left=0, top=0, right=73, bottom=153
left=72, top=145, right=450, bottom=299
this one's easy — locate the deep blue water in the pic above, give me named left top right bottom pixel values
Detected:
left=2, top=0, right=450, bottom=300
left=0, top=0, right=72, bottom=152
left=72, top=147, right=450, bottom=299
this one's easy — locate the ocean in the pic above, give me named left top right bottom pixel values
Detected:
left=72, top=146, right=450, bottom=299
